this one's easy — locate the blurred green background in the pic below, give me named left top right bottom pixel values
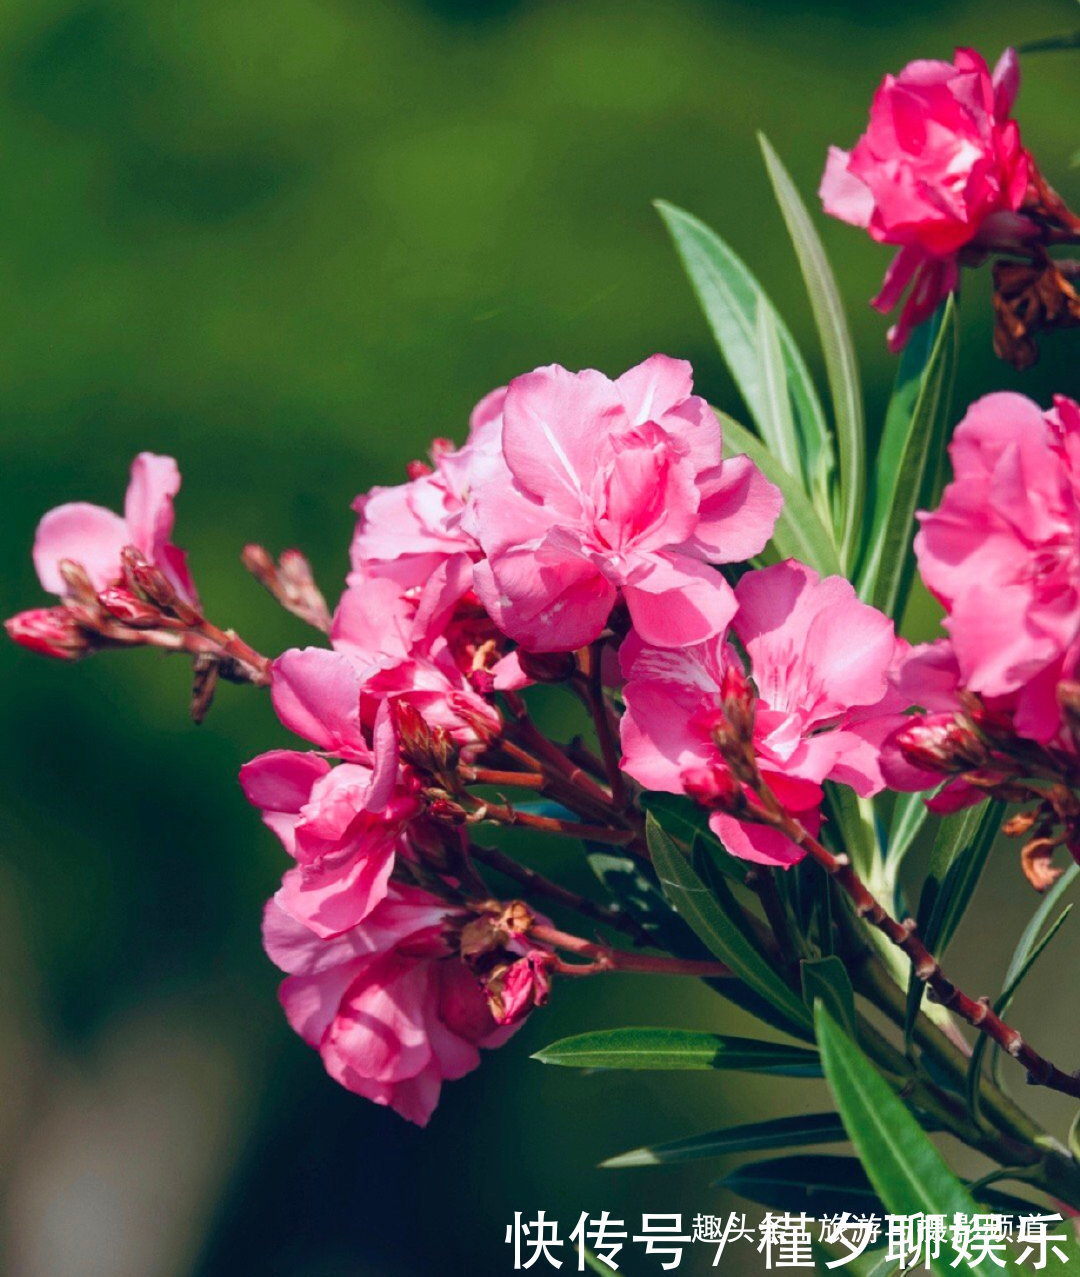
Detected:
left=0, top=0, right=1078, bottom=1272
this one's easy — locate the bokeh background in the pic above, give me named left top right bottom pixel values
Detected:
left=0, top=0, right=1078, bottom=1272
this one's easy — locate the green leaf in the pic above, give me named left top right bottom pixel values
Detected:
left=1003, top=861, right=1079, bottom=989
left=886, top=792, right=931, bottom=891
left=718, top=410, right=842, bottom=576
left=655, top=199, right=833, bottom=506
left=718, top=1154, right=882, bottom=1215
left=641, top=792, right=747, bottom=883
left=905, top=801, right=1002, bottom=1038
left=759, top=134, right=864, bottom=569
left=824, top=783, right=879, bottom=879
left=858, top=297, right=958, bottom=620
left=1018, top=30, right=1080, bottom=52
left=967, top=903, right=1073, bottom=1120
left=646, top=813, right=813, bottom=1033
left=815, top=1004, right=979, bottom=1277
left=585, top=846, right=706, bottom=953
left=532, top=1027, right=821, bottom=1074
left=601, top=1112, right=847, bottom=1168
left=801, top=957, right=857, bottom=1039
left=755, top=297, right=802, bottom=480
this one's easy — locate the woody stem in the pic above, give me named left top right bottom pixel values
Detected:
left=528, top=923, right=732, bottom=978
left=754, top=784, right=1080, bottom=1100
left=466, top=842, right=651, bottom=945
left=473, top=799, right=634, bottom=846
left=576, top=642, right=627, bottom=809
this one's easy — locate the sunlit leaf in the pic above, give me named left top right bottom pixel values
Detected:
left=858, top=297, right=958, bottom=620
left=815, top=1004, right=978, bottom=1277
left=759, top=134, right=864, bottom=569
left=533, top=1027, right=821, bottom=1073
left=718, top=410, right=843, bottom=576
left=655, top=199, right=833, bottom=509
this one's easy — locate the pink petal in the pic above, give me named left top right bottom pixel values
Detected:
left=271, top=648, right=369, bottom=757
left=33, top=502, right=130, bottom=595
left=623, top=554, right=736, bottom=648
left=614, top=354, right=694, bottom=425
left=123, top=453, right=181, bottom=559
left=819, top=146, right=874, bottom=228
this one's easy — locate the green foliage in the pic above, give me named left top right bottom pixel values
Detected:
left=815, top=1005, right=980, bottom=1277
left=858, top=299, right=958, bottom=619
left=655, top=198, right=834, bottom=514
left=646, top=813, right=814, bottom=1035
left=532, top=1027, right=821, bottom=1074
left=759, top=134, right=864, bottom=570
left=905, top=801, right=1003, bottom=1038
left=601, top=1112, right=848, bottom=1168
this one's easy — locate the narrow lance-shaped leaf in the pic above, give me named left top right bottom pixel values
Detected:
left=646, top=813, right=813, bottom=1033
left=904, top=800, right=1003, bottom=1039
left=532, top=1027, right=821, bottom=1074
left=968, top=901, right=1074, bottom=1121
left=759, top=134, right=865, bottom=570
left=655, top=199, right=834, bottom=511
left=601, top=1112, right=848, bottom=1169
left=885, top=791, right=932, bottom=902
left=858, top=297, right=958, bottom=620
left=815, top=1004, right=980, bottom=1277
left=801, top=957, right=857, bottom=1039
left=755, top=297, right=802, bottom=479
left=718, top=410, right=842, bottom=577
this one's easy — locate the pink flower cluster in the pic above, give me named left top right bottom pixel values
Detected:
left=7, top=351, right=927, bottom=1121
left=883, top=391, right=1080, bottom=809
left=821, top=47, right=1032, bottom=350
left=621, top=562, right=904, bottom=866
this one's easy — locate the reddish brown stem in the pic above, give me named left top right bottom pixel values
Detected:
left=529, top=923, right=732, bottom=978
left=473, top=799, right=633, bottom=846
left=577, top=643, right=627, bottom=809
left=466, top=843, right=650, bottom=944
left=767, top=801, right=1080, bottom=1099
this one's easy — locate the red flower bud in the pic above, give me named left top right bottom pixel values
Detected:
left=98, top=586, right=165, bottom=628
left=5, top=607, right=91, bottom=661
left=681, top=763, right=744, bottom=814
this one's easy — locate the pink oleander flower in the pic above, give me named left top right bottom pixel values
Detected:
left=465, top=355, right=782, bottom=653
left=348, top=387, right=506, bottom=608
left=241, top=648, right=421, bottom=937
left=620, top=561, right=903, bottom=866
left=331, top=571, right=502, bottom=748
left=32, top=452, right=198, bottom=604
left=263, top=887, right=518, bottom=1126
left=821, top=47, right=1033, bottom=351
left=914, top=392, right=1080, bottom=743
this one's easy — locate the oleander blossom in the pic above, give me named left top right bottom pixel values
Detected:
left=821, top=47, right=1033, bottom=351
left=465, top=355, right=782, bottom=652
left=31, top=452, right=198, bottom=604
left=263, top=888, right=520, bottom=1126
left=914, top=392, right=1080, bottom=743
left=620, top=561, right=904, bottom=865
left=241, top=648, right=422, bottom=937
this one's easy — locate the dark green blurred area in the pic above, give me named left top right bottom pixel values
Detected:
left=0, top=1, right=1077, bottom=1272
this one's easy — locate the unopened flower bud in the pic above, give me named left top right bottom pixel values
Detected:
left=98, top=586, right=165, bottom=628
left=392, top=699, right=456, bottom=774
left=426, top=796, right=468, bottom=824
left=484, top=951, right=553, bottom=1027
left=57, top=558, right=98, bottom=605
left=406, top=459, right=434, bottom=480
left=895, top=717, right=987, bottom=774
left=5, top=607, right=91, bottom=661
left=721, top=663, right=755, bottom=736
left=682, top=763, right=744, bottom=814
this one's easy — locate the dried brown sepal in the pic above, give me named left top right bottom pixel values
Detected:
left=1020, top=835, right=1065, bottom=893
left=992, top=256, right=1080, bottom=371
